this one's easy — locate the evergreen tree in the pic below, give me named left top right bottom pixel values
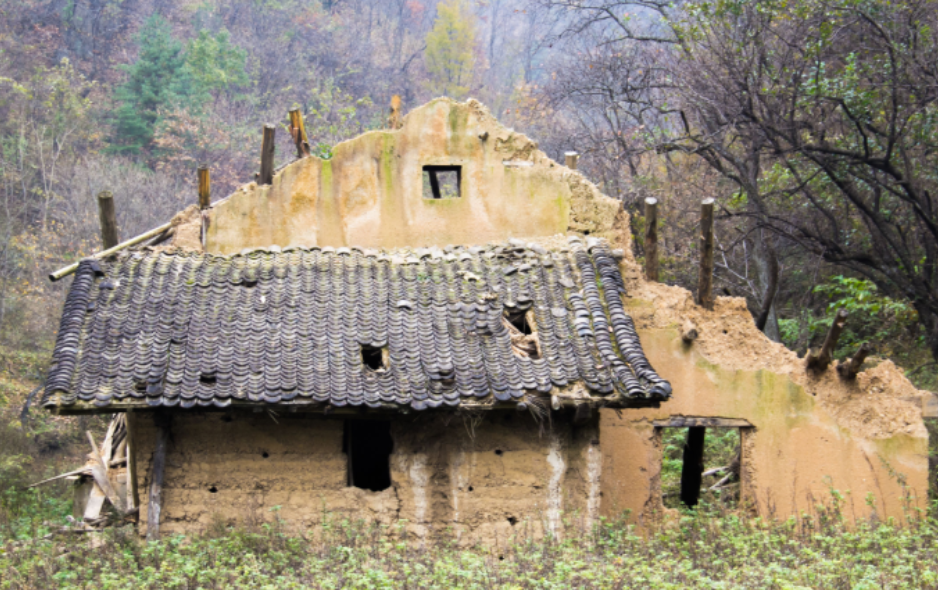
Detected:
left=110, top=15, right=197, bottom=154
left=424, top=0, right=477, bottom=100
left=185, top=29, right=249, bottom=101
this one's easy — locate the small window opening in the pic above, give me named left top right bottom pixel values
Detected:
left=361, top=345, right=388, bottom=372
left=503, top=307, right=540, bottom=359
left=343, top=420, right=393, bottom=492
left=660, top=426, right=742, bottom=510
left=422, top=165, right=462, bottom=199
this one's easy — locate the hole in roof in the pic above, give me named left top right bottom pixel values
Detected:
left=422, top=165, right=461, bottom=199
left=504, top=308, right=541, bottom=359
left=200, top=374, right=217, bottom=385
left=134, top=381, right=147, bottom=392
left=361, top=345, right=388, bottom=372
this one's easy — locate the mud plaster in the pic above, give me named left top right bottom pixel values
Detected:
left=130, top=410, right=599, bottom=545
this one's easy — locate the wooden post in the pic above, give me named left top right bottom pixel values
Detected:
left=697, top=198, right=715, bottom=310
left=96, top=191, right=120, bottom=250
left=680, top=426, right=706, bottom=508
left=837, top=342, right=871, bottom=379
left=259, top=124, right=276, bottom=186
left=126, top=410, right=140, bottom=513
left=564, top=151, right=579, bottom=170
left=197, top=166, right=210, bottom=209
left=644, top=197, right=659, bottom=282
left=806, top=309, right=849, bottom=371
left=288, top=108, right=311, bottom=158
left=146, top=414, right=171, bottom=542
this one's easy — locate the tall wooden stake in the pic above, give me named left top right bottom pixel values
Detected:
left=259, top=124, right=276, bottom=185
left=564, top=151, right=579, bottom=170
left=644, top=197, right=659, bottom=282
left=96, top=191, right=120, bottom=250
left=806, top=309, right=848, bottom=371
left=197, top=166, right=211, bottom=209
left=288, top=108, right=311, bottom=158
left=146, top=413, right=171, bottom=542
left=697, top=198, right=715, bottom=310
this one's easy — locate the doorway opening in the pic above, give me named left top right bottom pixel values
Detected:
left=343, top=420, right=393, bottom=491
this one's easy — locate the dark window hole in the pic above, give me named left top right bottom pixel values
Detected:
left=361, top=345, right=388, bottom=372
left=507, top=516, right=517, bottom=526
left=209, top=486, right=218, bottom=493
left=134, top=381, right=146, bottom=392
left=659, top=426, right=743, bottom=510
left=422, top=165, right=461, bottom=199
left=344, top=420, right=393, bottom=492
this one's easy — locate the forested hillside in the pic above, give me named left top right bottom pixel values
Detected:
left=1, top=0, right=937, bottom=551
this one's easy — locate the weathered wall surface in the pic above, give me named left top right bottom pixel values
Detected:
left=600, top=261, right=930, bottom=525
left=130, top=410, right=600, bottom=544
left=198, top=98, right=628, bottom=255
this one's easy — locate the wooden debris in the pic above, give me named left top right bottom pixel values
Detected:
left=289, top=108, right=311, bottom=158
left=837, top=342, right=871, bottom=379
left=806, top=309, right=848, bottom=372
left=681, top=319, right=698, bottom=344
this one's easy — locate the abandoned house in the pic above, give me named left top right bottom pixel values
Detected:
left=42, top=98, right=932, bottom=543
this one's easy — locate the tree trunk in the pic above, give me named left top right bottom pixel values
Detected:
left=753, top=230, right=780, bottom=342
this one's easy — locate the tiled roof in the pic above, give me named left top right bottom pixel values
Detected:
left=42, top=238, right=671, bottom=413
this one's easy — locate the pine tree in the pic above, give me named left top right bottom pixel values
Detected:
left=185, top=29, right=249, bottom=100
left=424, top=0, right=478, bottom=100
left=110, top=15, right=198, bottom=154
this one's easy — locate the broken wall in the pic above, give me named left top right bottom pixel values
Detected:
left=194, top=98, right=628, bottom=255
left=601, top=264, right=930, bottom=525
left=129, top=410, right=601, bottom=544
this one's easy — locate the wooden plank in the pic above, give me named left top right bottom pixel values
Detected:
left=198, top=166, right=211, bottom=209
left=28, top=466, right=92, bottom=488
left=83, top=483, right=106, bottom=521
left=126, top=410, right=140, bottom=512
left=259, top=124, right=276, bottom=185
left=697, top=198, right=715, bottom=310
left=49, top=221, right=174, bottom=281
left=644, top=197, right=658, bottom=282
left=922, top=394, right=938, bottom=419
left=87, top=432, right=122, bottom=512
left=96, top=191, right=120, bottom=250
left=147, top=414, right=171, bottom=541
left=653, top=416, right=752, bottom=428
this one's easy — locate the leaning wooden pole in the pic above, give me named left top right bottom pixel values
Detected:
left=259, top=124, right=276, bottom=185
left=644, top=197, right=659, bottom=282
left=806, top=309, right=848, bottom=372
left=837, top=342, right=871, bottom=379
left=197, top=166, right=211, bottom=209
left=97, top=191, right=120, bottom=250
left=697, top=198, right=715, bottom=310
left=146, top=414, right=171, bottom=542
left=564, top=151, right=579, bottom=170
left=288, top=108, right=311, bottom=158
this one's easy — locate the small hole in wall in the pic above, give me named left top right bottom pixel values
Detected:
left=507, top=516, right=518, bottom=526
left=499, top=555, right=505, bottom=561
left=209, top=486, right=218, bottom=493
left=262, top=451, right=269, bottom=458
left=468, top=486, right=474, bottom=492
left=494, top=449, right=503, bottom=456
left=723, top=329, right=728, bottom=334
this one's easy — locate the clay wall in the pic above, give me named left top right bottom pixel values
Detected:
left=129, top=410, right=601, bottom=544
left=601, top=261, right=930, bottom=525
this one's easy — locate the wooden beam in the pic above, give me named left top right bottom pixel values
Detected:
left=97, top=191, right=120, bottom=250
left=126, top=410, right=140, bottom=512
left=146, top=414, right=171, bottom=541
left=198, top=166, right=211, bottom=209
left=679, top=426, right=706, bottom=508
left=697, top=198, right=715, bottom=310
left=288, top=108, right=311, bottom=158
left=49, top=221, right=174, bottom=282
left=654, top=416, right=751, bottom=428
left=836, top=341, right=870, bottom=379
left=806, top=309, right=848, bottom=372
left=259, top=124, right=276, bottom=185
left=644, top=197, right=658, bottom=282
left=564, top=151, right=579, bottom=170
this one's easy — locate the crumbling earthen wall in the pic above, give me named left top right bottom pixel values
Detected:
left=129, top=410, right=600, bottom=544
left=600, top=261, right=930, bottom=525
left=188, top=98, right=628, bottom=255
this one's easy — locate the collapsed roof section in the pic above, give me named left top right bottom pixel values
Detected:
left=42, top=237, right=671, bottom=414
